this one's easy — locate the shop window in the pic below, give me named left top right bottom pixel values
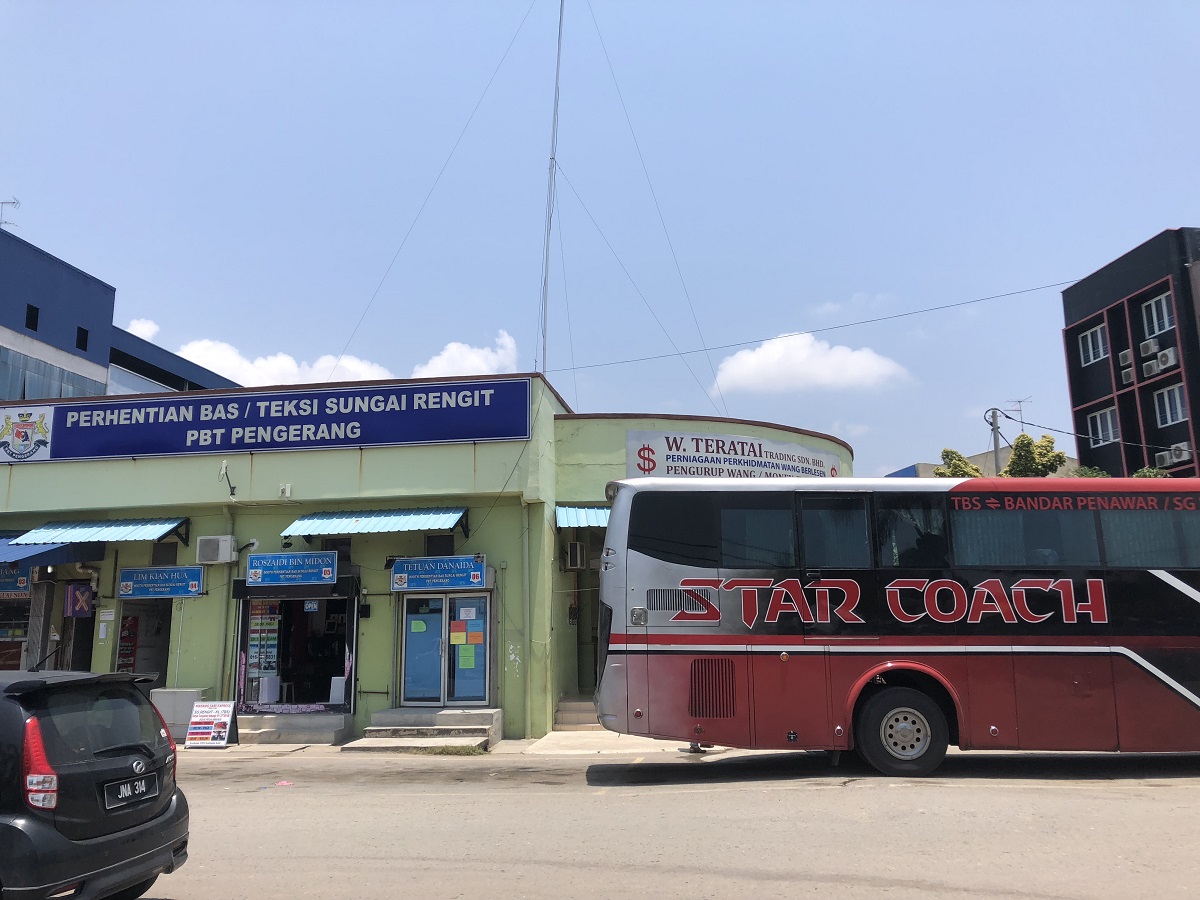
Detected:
left=25, top=304, right=39, bottom=332
left=1154, top=384, right=1187, bottom=427
left=425, top=533, right=455, bottom=556
left=322, top=537, right=352, bottom=565
left=1078, top=323, right=1108, bottom=367
left=1143, top=291, right=1175, bottom=338
left=151, top=542, right=178, bottom=566
left=1087, top=407, right=1119, bottom=447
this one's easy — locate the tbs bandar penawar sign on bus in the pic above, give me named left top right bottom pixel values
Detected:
left=626, top=430, right=838, bottom=479
left=0, top=378, right=530, bottom=463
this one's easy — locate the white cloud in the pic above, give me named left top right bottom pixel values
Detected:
left=411, top=330, right=518, bottom=378
left=831, top=421, right=871, bottom=438
left=177, top=339, right=394, bottom=386
left=713, top=332, right=908, bottom=393
left=812, top=291, right=894, bottom=318
left=127, top=318, right=160, bottom=341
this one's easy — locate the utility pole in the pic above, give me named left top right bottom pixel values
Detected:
left=989, top=408, right=1003, bottom=476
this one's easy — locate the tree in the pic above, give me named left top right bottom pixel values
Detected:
left=1000, top=433, right=1067, bottom=477
left=933, top=449, right=983, bottom=478
left=1132, top=466, right=1171, bottom=478
left=1070, top=465, right=1111, bottom=477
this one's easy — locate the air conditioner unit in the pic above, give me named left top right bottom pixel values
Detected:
left=1143, top=360, right=1160, bottom=377
left=565, top=541, right=586, bottom=571
left=196, top=535, right=238, bottom=565
left=1155, top=450, right=1173, bottom=467
left=1140, top=339, right=1160, bottom=357
left=1118, top=349, right=1133, bottom=367
left=1158, top=347, right=1178, bottom=369
left=1172, top=441, right=1192, bottom=463
left=1121, top=367, right=1134, bottom=385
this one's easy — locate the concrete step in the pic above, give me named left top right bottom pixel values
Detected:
left=554, top=709, right=601, bottom=726
left=367, top=708, right=503, bottom=748
left=363, top=725, right=490, bottom=739
left=552, top=723, right=606, bottom=732
left=341, top=736, right=489, bottom=753
left=235, top=714, right=353, bottom=745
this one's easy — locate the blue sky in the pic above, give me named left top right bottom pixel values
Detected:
left=3, top=2, right=1199, bottom=475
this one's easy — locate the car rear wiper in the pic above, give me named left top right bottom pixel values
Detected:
left=93, top=741, right=156, bottom=758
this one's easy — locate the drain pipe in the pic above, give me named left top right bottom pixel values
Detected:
left=74, top=562, right=100, bottom=591
left=218, top=505, right=235, bottom=698
left=522, top=499, right=532, bottom=738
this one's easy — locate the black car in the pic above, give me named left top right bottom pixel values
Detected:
left=0, top=671, right=188, bottom=899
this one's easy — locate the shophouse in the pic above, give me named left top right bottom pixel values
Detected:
left=0, top=374, right=852, bottom=742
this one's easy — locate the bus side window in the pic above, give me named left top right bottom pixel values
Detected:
left=875, top=495, right=948, bottom=568
left=800, top=496, right=871, bottom=569
left=719, top=500, right=795, bottom=568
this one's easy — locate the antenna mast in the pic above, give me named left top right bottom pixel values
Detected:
left=537, top=0, right=566, bottom=373
left=0, top=197, right=19, bottom=230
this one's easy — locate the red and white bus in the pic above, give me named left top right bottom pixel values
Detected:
left=594, top=476, right=1200, bottom=775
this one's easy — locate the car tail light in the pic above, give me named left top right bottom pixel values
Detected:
left=23, top=716, right=58, bottom=810
left=151, top=701, right=177, bottom=780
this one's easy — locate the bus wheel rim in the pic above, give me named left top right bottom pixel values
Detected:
left=879, top=706, right=930, bottom=761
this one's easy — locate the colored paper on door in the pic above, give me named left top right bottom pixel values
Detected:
left=410, top=620, right=427, bottom=633
left=450, top=631, right=466, bottom=645
left=458, top=645, right=475, bottom=668
left=460, top=607, right=476, bottom=620
left=450, top=620, right=466, bottom=633
left=467, top=631, right=483, bottom=645
left=467, top=620, right=484, bottom=632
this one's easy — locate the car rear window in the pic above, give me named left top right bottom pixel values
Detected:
left=29, top=683, right=169, bottom=766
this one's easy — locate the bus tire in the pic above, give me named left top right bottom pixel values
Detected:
left=855, top=687, right=948, bottom=777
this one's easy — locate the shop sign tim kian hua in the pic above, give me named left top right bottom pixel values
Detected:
left=0, top=378, right=531, bottom=463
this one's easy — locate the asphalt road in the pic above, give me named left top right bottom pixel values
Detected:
left=148, top=747, right=1200, bottom=899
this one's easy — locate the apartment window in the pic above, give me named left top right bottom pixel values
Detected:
left=1154, top=384, right=1187, bottom=427
left=1078, top=324, right=1108, bottom=366
left=1087, top=407, right=1119, bottom=447
left=1143, top=292, right=1175, bottom=338
left=24, top=304, right=39, bottom=331
left=75, top=327, right=89, bottom=351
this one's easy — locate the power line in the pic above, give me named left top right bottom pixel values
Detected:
left=996, top=409, right=1176, bottom=456
left=545, top=279, right=1078, bottom=374
left=325, top=0, right=539, bottom=382
left=554, top=161, right=722, bottom=414
left=584, top=0, right=727, bottom=416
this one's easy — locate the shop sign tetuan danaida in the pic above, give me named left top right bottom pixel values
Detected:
left=0, top=378, right=531, bottom=463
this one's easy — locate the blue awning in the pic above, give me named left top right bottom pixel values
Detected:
left=281, top=508, right=468, bottom=537
left=12, top=518, right=188, bottom=545
left=555, top=507, right=610, bottom=529
left=0, top=536, right=106, bottom=566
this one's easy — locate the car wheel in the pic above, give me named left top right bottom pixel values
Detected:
left=855, top=687, right=948, bottom=777
left=104, top=875, right=158, bottom=900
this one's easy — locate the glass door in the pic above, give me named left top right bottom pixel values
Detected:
left=402, top=596, right=444, bottom=705
left=447, top=595, right=487, bottom=703
left=401, top=594, right=490, bottom=706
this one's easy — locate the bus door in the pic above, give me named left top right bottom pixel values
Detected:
left=788, top=493, right=883, bottom=749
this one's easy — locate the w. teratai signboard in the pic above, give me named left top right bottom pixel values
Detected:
left=0, top=378, right=530, bottom=463
left=626, top=430, right=838, bottom=479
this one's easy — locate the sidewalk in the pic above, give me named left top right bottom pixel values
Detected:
left=176, top=730, right=726, bottom=758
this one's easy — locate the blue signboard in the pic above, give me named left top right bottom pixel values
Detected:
left=0, top=566, right=31, bottom=600
left=118, top=566, right=205, bottom=599
left=0, top=378, right=531, bottom=464
left=391, top=556, right=486, bottom=591
left=247, top=552, right=337, bottom=586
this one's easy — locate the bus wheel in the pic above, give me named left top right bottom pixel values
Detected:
left=855, top=687, right=948, bottom=777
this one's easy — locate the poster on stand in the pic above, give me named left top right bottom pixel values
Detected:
left=184, top=701, right=239, bottom=748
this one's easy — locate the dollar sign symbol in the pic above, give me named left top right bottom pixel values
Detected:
left=637, top=444, right=656, bottom=473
